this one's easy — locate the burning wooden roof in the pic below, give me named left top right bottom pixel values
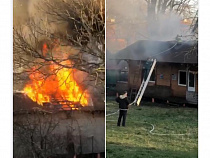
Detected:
left=111, top=40, right=198, bottom=64
left=13, top=92, right=95, bottom=113
left=13, top=92, right=40, bottom=112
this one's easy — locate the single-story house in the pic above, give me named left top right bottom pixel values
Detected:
left=13, top=93, right=105, bottom=157
left=109, top=40, right=198, bottom=104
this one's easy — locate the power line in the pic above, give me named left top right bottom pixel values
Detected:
left=149, top=42, right=178, bottom=58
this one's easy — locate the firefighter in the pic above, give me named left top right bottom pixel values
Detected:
left=116, top=91, right=130, bottom=127
left=143, top=58, right=153, bottom=81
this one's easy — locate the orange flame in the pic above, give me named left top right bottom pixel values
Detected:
left=23, top=61, right=89, bottom=107
left=42, top=43, right=48, bottom=56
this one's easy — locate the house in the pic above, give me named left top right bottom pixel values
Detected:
left=13, top=93, right=105, bottom=157
left=109, top=40, right=198, bottom=104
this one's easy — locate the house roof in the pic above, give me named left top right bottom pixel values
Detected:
left=106, top=59, right=128, bottom=70
left=110, top=40, right=198, bottom=64
left=13, top=92, right=40, bottom=112
left=106, top=50, right=128, bottom=70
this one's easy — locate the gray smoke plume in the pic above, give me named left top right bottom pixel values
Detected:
left=107, top=0, right=196, bottom=53
left=14, top=0, right=105, bottom=109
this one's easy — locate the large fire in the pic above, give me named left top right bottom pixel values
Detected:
left=23, top=43, right=89, bottom=108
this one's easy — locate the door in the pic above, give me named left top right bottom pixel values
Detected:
left=188, top=71, right=195, bottom=92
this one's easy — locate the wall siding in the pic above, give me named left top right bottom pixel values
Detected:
left=128, top=61, right=198, bottom=100
left=156, top=63, right=171, bottom=86
left=171, top=64, right=187, bottom=98
left=128, top=60, right=142, bottom=88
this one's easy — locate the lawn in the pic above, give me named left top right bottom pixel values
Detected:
left=106, top=97, right=198, bottom=158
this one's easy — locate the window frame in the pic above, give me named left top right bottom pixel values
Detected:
left=178, top=70, right=187, bottom=86
left=119, top=70, right=128, bottom=82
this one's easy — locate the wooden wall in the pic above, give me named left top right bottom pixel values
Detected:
left=127, top=61, right=198, bottom=100
left=170, top=64, right=187, bottom=97
left=156, top=63, right=171, bottom=87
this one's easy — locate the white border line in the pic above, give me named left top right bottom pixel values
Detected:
left=199, top=1, right=210, bottom=157
left=104, top=0, right=107, bottom=157
left=0, top=0, right=13, bottom=156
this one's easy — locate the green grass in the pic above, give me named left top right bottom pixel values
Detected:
left=106, top=97, right=198, bottom=158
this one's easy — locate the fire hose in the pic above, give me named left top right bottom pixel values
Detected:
left=149, top=42, right=178, bottom=58
left=106, top=109, right=191, bottom=136
left=106, top=109, right=128, bottom=117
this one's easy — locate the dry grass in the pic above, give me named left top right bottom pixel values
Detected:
left=106, top=97, right=198, bottom=158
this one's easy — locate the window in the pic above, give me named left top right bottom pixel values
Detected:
left=149, top=69, right=156, bottom=82
left=141, top=69, right=156, bottom=82
left=119, top=70, right=128, bottom=82
left=178, top=70, right=187, bottom=86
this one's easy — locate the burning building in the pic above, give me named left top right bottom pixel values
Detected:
left=13, top=38, right=105, bottom=157
left=13, top=42, right=105, bottom=157
left=107, top=40, right=198, bottom=105
left=13, top=0, right=105, bottom=157
left=13, top=93, right=105, bottom=157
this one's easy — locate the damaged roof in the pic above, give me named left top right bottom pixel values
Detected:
left=111, top=40, right=198, bottom=64
left=107, top=50, right=128, bottom=70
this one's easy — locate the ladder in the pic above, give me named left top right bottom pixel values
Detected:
left=132, top=59, right=157, bottom=106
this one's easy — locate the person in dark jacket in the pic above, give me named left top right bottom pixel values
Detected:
left=116, top=91, right=130, bottom=127
left=143, top=58, right=153, bottom=81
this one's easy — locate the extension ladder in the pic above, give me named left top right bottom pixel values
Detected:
left=133, top=59, right=157, bottom=106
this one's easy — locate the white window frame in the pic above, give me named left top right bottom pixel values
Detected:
left=178, top=70, right=187, bottom=86
left=188, top=71, right=196, bottom=92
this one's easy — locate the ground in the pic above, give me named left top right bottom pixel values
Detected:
left=106, top=97, right=198, bottom=158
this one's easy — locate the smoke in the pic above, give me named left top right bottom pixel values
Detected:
left=107, top=0, right=194, bottom=52
left=14, top=0, right=105, bottom=109
left=106, top=0, right=147, bottom=50
left=147, top=12, right=192, bottom=41
left=13, top=0, right=29, bottom=26
left=14, top=0, right=69, bottom=37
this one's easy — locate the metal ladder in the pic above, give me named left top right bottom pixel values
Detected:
left=132, top=59, right=157, bottom=106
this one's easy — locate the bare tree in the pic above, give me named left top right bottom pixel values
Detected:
left=14, top=111, right=78, bottom=158
left=145, top=0, right=197, bottom=19
left=145, top=0, right=197, bottom=37
left=106, top=0, right=197, bottom=49
left=14, top=0, right=105, bottom=85
left=14, top=0, right=105, bottom=107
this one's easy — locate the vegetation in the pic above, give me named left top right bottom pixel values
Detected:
left=106, top=97, right=198, bottom=158
left=13, top=0, right=105, bottom=108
